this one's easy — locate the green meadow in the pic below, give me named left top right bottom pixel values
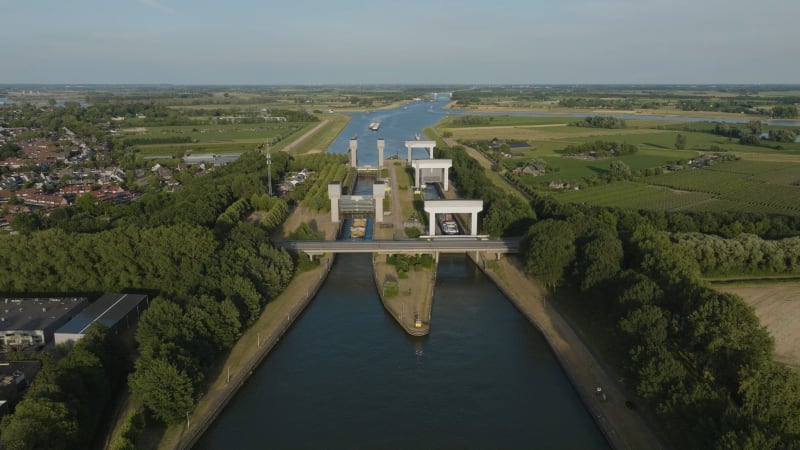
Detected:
left=120, top=121, right=318, bottom=157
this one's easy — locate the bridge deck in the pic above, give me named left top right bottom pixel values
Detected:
left=274, top=237, right=520, bottom=254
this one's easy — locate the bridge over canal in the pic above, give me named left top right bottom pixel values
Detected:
left=274, top=237, right=521, bottom=258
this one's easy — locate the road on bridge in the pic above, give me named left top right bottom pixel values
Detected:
left=274, top=237, right=521, bottom=254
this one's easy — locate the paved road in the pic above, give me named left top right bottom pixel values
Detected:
left=274, top=237, right=520, bottom=254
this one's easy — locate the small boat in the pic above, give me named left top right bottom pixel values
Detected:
left=368, top=122, right=380, bottom=131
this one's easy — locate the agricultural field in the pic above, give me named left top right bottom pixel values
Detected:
left=557, top=181, right=715, bottom=211
left=645, top=161, right=800, bottom=216
left=551, top=161, right=800, bottom=216
left=434, top=114, right=800, bottom=216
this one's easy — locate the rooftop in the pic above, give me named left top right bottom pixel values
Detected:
left=0, top=297, right=88, bottom=331
left=55, top=293, right=148, bottom=335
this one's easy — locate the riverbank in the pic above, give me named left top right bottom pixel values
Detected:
left=153, top=256, right=334, bottom=450
left=470, top=252, right=667, bottom=450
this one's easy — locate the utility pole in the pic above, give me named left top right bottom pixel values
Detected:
left=265, top=143, right=272, bottom=196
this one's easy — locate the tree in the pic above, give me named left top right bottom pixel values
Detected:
left=0, top=398, right=80, bottom=450
left=619, top=304, right=669, bottom=349
left=574, top=227, right=624, bottom=291
left=608, top=160, right=631, bottom=179
left=520, top=219, right=576, bottom=288
left=767, top=129, right=797, bottom=144
left=10, top=212, right=43, bottom=234
left=129, top=357, right=194, bottom=425
left=737, top=362, right=800, bottom=436
left=675, top=133, right=687, bottom=150
left=771, top=105, right=798, bottom=119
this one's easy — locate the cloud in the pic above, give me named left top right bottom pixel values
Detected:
left=137, top=0, right=174, bottom=14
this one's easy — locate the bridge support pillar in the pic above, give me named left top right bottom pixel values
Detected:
left=470, top=212, right=478, bottom=236
left=428, top=211, right=436, bottom=236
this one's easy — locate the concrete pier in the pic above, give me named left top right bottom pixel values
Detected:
left=373, top=253, right=436, bottom=336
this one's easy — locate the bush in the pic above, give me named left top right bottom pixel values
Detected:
left=404, top=227, right=422, bottom=238
left=383, top=281, right=399, bottom=297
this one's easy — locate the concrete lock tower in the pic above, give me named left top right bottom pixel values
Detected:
left=377, top=139, right=385, bottom=168
left=349, top=138, right=358, bottom=168
left=373, top=180, right=385, bottom=223
left=328, top=181, right=341, bottom=223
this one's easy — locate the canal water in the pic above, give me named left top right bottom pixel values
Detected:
left=326, top=94, right=455, bottom=166
left=197, top=254, right=608, bottom=449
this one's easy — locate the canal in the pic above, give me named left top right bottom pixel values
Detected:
left=196, top=95, right=623, bottom=448
left=196, top=253, right=609, bottom=449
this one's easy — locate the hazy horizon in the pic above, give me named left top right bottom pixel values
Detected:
left=2, top=0, right=799, bottom=85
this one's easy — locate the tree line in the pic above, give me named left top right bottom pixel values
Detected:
left=711, top=121, right=798, bottom=145
left=570, top=116, right=627, bottom=129
left=561, top=140, right=638, bottom=157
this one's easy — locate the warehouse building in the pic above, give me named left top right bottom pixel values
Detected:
left=54, top=293, right=149, bottom=345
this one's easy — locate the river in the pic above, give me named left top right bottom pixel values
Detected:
left=196, top=254, right=608, bottom=449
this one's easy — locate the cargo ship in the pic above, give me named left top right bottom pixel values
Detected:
left=368, top=122, right=380, bottom=131
left=349, top=218, right=367, bottom=239
left=437, top=213, right=459, bottom=235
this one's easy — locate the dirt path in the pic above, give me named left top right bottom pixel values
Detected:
left=281, top=119, right=330, bottom=153
left=476, top=254, right=666, bottom=450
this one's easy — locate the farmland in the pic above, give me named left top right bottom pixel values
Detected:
left=433, top=114, right=800, bottom=216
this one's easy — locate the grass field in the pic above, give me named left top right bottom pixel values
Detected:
left=285, top=114, right=351, bottom=154
left=122, top=121, right=318, bottom=157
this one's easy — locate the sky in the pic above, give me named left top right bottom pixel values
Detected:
left=1, top=0, right=799, bottom=85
